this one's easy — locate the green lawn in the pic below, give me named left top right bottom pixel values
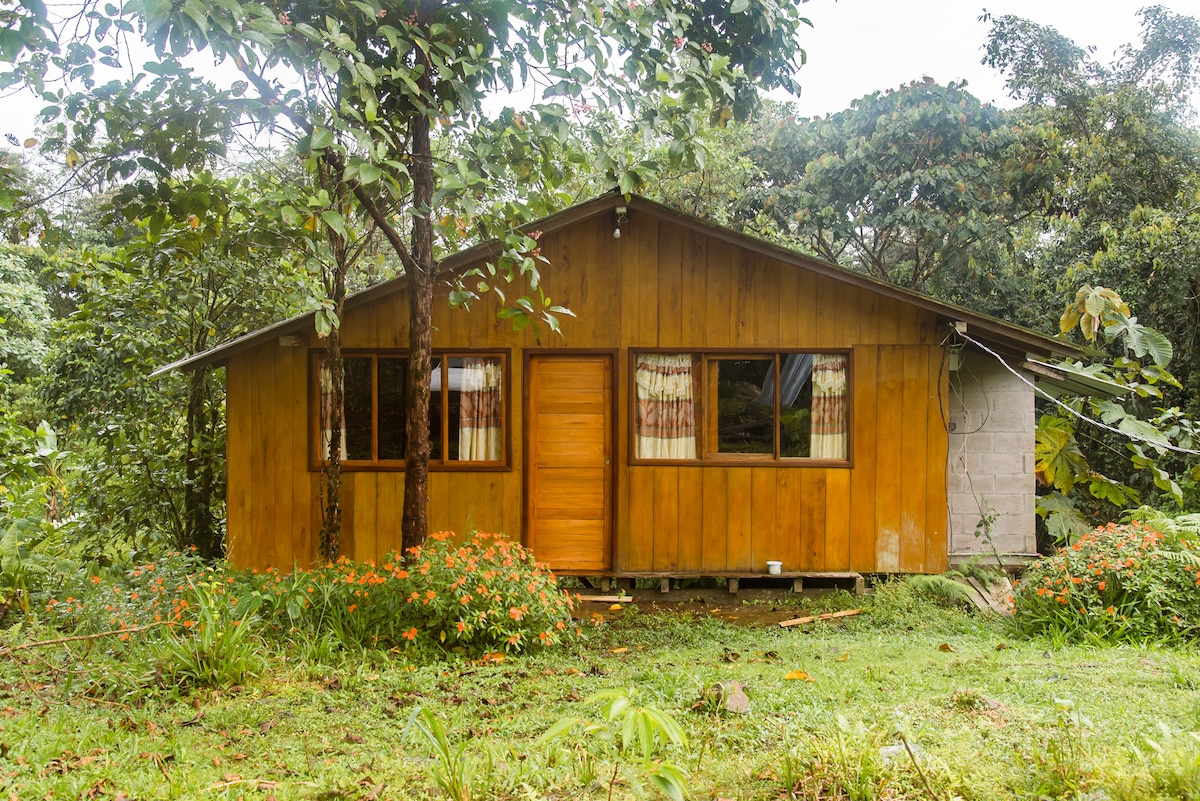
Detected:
left=1, top=583, right=1198, bottom=800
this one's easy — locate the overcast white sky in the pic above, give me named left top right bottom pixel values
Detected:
left=790, top=0, right=1199, bottom=115
left=2, top=0, right=1196, bottom=145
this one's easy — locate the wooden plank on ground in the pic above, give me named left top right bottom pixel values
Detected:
left=778, top=609, right=863, bottom=628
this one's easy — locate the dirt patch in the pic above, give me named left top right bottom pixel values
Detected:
left=574, top=586, right=860, bottom=627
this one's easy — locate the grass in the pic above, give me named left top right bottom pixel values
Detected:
left=1, top=583, right=1198, bottom=800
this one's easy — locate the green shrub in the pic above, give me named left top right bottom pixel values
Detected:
left=40, top=548, right=211, bottom=636
left=246, top=531, right=581, bottom=654
left=151, top=578, right=264, bottom=689
left=1012, top=521, right=1200, bottom=644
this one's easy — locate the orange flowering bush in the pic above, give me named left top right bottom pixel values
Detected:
left=40, top=548, right=211, bottom=637
left=1012, top=521, right=1200, bottom=644
left=246, top=531, right=581, bottom=654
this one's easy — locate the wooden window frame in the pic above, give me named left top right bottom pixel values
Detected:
left=629, top=347, right=853, bottom=468
left=308, top=348, right=511, bottom=472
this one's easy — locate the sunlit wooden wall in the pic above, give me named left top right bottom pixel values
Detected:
left=225, top=209, right=949, bottom=574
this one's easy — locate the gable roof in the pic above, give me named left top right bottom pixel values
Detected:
left=153, top=192, right=1080, bottom=376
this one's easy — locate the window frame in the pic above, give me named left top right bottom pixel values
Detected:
left=308, top=348, right=511, bottom=472
left=628, top=347, right=853, bottom=467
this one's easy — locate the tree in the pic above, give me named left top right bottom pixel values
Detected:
left=12, top=0, right=814, bottom=555
left=44, top=172, right=302, bottom=557
left=983, top=6, right=1200, bottom=408
left=1035, top=286, right=1199, bottom=544
left=733, top=81, right=1061, bottom=293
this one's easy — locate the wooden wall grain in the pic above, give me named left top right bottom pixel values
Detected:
left=225, top=211, right=949, bottom=574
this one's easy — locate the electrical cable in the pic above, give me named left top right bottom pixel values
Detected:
left=954, top=329, right=1200, bottom=456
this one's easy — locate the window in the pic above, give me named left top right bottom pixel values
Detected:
left=632, top=351, right=849, bottom=463
left=314, top=351, right=507, bottom=469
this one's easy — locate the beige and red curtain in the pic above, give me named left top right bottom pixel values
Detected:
left=458, top=357, right=503, bottom=461
left=635, top=354, right=697, bottom=459
left=810, top=353, right=848, bottom=459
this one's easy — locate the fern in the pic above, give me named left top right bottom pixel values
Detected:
left=906, top=574, right=975, bottom=608
left=956, top=555, right=1007, bottom=586
left=1156, top=550, right=1200, bottom=569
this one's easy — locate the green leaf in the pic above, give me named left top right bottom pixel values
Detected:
left=320, top=210, right=346, bottom=236
left=310, top=128, right=334, bottom=151
left=357, top=162, right=382, bottom=185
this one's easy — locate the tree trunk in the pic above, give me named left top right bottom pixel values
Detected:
left=401, top=46, right=435, bottom=554
left=319, top=323, right=344, bottom=563
left=184, top=366, right=222, bottom=560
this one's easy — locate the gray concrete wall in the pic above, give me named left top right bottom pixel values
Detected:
left=946, top=350, right=1037, bottom=558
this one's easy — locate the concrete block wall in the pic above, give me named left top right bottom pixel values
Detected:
left=946, top=350, right=1037, bottom=557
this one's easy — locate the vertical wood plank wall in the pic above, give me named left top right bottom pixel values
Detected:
left=226, top=212, right=949, bottom=574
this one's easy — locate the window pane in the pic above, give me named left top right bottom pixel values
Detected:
left=343, top=356, right=374, bottom=460
left=779, top=353, right=815, bottom=457
left=378, top=358, right=406, bottom=460
left=713, top=358, right=774, bottom=454
left=452, top=356, right=503, bottom=461
left=428, top=358, right=444, bottom=460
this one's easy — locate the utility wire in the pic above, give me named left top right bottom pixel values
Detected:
left=955, top=329, right=1200, bottom=457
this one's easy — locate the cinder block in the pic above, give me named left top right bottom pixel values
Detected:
left=993, top=473, right=1033, bottom=495
left=982, top=411, right=1031, bottom=433
left=992, top=432, right=1034, bottom=456
left=979, top=452, right=1025, bottom=475
left=984, top=494, right=1029, bottom=516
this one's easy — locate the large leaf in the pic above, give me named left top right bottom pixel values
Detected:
left=1034, top=416, right=1088, bottom=493
left=1036, top=493, right=1090, bottom=546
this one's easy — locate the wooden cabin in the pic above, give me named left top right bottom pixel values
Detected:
left=160, top=194, right=1077, bottom=579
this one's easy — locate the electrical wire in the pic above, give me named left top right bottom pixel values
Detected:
left=955, top=329, right=1200, bottom=456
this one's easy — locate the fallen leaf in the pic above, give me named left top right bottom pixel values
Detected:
left=836, top=653, right=849, bottom=662
left=344, top=733, right=366, bottom=745
left=565, top=667, right=583, bottom=676
left=938, top=643, right=956, bottom=652
left=785, top=670, right=815, bottom=682
left=995, top=642, right=1009, bottom=651
left=609, top=604, right=623, bottom=611
left=611, top=647, right=628, bottom=654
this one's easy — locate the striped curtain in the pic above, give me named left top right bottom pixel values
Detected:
left=810, top=354, right=848, bottom=459
left=635, top=354, right=697, bottom=459
left=458, top=357, right=503, bottom=461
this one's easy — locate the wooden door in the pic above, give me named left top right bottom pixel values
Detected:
left=525, top=354, right=613, bottom=572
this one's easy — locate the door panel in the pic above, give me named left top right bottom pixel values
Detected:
left=526, top=355, right=612, bottom=571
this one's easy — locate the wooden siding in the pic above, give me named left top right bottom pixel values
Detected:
left=225, top=212, right=949, bottom=574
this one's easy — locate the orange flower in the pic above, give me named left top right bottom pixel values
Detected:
left=1098, top=581, right=1106, bottom=591
left=348, top=604, right=357, bottom=613
left=403, top=627, right=418, bottom=641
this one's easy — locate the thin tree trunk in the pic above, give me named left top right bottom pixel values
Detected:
left=184, top=366, right=221, bottom=560
left=401, top=43, right=435, bottom=554
left=319, top=323, right=344, bottom=563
